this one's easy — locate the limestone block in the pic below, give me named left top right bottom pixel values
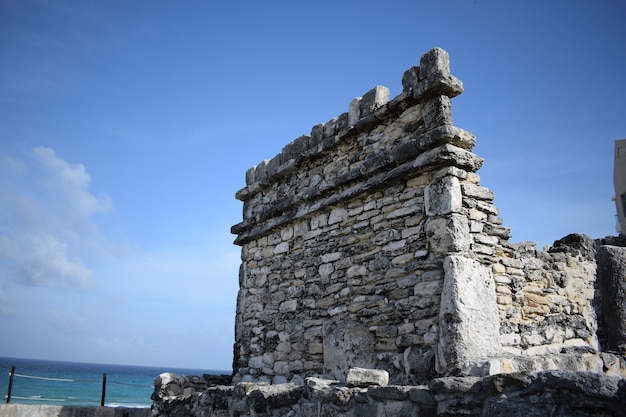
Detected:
left=321, top=252, right=342, bottom=263
left=387, top=205, right=421, bottom=219
left=425, top=175, right=462, bottom=216
left=469, top=220, right=483, bottom=233
left=419, top=47, right=451, bottom=79
left=306, top=376, right=340, bottom=393
left=414, top=280, right=442, bottom=297
left=319, top=263, right=334, bottom=278
left=246, top=383, right=304, bottom=412
left=347, top=264, right=368, bottom=278
left=436, top=255, right=501, bottom=373
left=413, top=144, right=484, bottom=173
left=323, top=117, right=338, bottom=137
left=360, top=86, right=390, bottom=118
left=249, top=356, right=263, bottom=369
left=329, top=207, right=348, bottom=224
left=279, top=299, right=298, bottom=313
left=328, top=306, right=347, bottom=316
left=274, top=242, right=289, bottom=254
left=461, top=183, right=495, bottom=201
left=382, top=239, right=406, bottom=251
left=401, top=65, right=420, bottom=92
left=349, top=97, right=362, bottom=126
left=422, top=96, right=451, bottom=129
left=373, top=229, right=401, bottom=245
left=424, top=214, right=470, bottom=253
left=474, top=234, right=499, bottom=246
left=392, top=253, right=414, bottom=265
left=417, top=125, right=476, bottom=152
left=346, top=367, right=389, bottom=387
left=323, top=317, right=376, bottom=381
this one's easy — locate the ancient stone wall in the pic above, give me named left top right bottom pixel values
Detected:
left=230, top=48, right=623, bottom=386
left=150, top=369, right=626, bottom=417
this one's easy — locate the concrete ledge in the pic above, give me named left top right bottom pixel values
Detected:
left=0, top=404, right=150, bottom=417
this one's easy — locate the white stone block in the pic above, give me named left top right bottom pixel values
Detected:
left=346, top=367, right=389, bottom=387
left=436, top=255, right=501, bottom=373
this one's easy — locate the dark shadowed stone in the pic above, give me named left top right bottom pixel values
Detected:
left=428, top=376, right=483, bottom=394
left=354, top=403, right=380, bottom=417
left=408, top=387, right=435, bottom=405
left=549, top=233, right=596, bottom=261
left=367, top=385, right=411, bottom=401
left=245, top=383, right=304, bottom=412
left=330, top=386, right=364, bottom=406
left=534, top=371, right=622, bottom=400
left=598, top=245, right=626, bottom=353
left=483, top=372, right=533, bottom=395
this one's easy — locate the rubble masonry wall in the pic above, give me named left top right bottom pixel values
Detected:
left=230, top=48, right=615, bottom=387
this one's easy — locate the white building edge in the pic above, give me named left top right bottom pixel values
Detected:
left=614, top=139, right=626, bottom=234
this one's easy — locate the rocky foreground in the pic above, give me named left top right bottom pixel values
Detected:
left=151, top=366, right=626, bottom=417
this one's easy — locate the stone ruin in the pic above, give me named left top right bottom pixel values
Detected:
left=150, top=48, right=626, bottom=416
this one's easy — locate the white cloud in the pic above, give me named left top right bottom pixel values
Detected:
left=0, top=147, right=112, bottom=290
left=0, top=233, right=94, bottom=289
left=28, top=146, right=113, bottom=224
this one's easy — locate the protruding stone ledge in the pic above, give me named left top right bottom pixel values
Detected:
left=413, top=144, right=484, bottom=172
left=232, top=145, right=481, bottom=243
left=232, top=141, right=483, bottom=242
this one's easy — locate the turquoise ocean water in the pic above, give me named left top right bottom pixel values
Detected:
left=1, top=357, right=229, bottom=407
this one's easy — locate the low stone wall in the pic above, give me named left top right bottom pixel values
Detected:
left=150, top=368, right=626, bottom=417
left=0, top=404, right=149, bottom=417
left=495, top=234, right=600, bottom=359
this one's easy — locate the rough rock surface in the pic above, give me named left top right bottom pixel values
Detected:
left=151, top=48, right=626, bottom=416
left=150, top=369, right=626, bottom=417
left=597, top=245, right=626, bottom=354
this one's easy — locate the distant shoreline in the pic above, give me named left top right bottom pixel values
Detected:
left=0, top=403, right=151, bottom=417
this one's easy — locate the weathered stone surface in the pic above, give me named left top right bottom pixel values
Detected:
left=437, top=255, right=500, bottom=373
left=598, top=245, right=626, bottom=354
left=425, top=175, right=462, bottom=216
left=367, top=385, right=412, bottom=400
left=160, top=47, right=626, bottom=417
left=246, top=383, right=304, bottom=411
left=322, top=317, right=376, bottom=381
left=151, top=370, right=626, bottom=417
left=425, top=214, right=470, bottom=253
left=346, top=367, right=389, bottom=387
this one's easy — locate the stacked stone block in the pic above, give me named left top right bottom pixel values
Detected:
left=231, top=47, right=623, bottom=387
left=492, top=235, right=601, bottom=362
left=232, top=48, right=506, bottom=385
left=150, top=369, right=626, bottom=417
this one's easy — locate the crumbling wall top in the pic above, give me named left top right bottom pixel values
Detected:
left=234, top=47, right=463, bottom=203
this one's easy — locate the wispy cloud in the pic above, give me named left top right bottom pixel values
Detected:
left=43, top=309, right=87, bottom=335
left=0, top=147, right=112, bottom=290
left=0, top=233, right=94, bottom=289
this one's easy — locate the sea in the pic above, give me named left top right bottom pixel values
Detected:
left=0, top=356, right=229, bottom=408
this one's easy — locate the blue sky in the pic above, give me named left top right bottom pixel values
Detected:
left=0, top=0, right=624, bottom=370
